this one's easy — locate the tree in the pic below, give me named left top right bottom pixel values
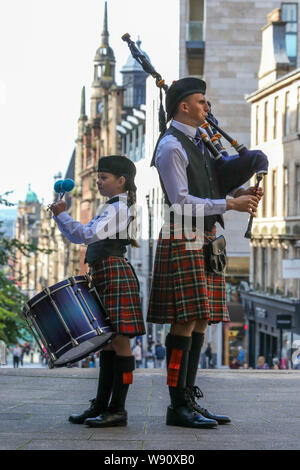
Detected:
left=0, top=192, right=52, bottom=344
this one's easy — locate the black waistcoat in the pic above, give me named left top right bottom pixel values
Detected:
left=156, top=126, right=224, bottom=232
left=84, top=196, right=130, bottom=266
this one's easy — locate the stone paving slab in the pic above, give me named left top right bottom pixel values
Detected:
left=0, top=368, right=300, bottom=451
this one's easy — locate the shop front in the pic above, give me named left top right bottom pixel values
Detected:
left=240, top=291, right=300, bottom=368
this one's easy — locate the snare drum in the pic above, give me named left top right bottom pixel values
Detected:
left=22, top=275, right=114, bottom=368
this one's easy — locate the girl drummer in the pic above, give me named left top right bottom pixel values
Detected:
left=50, top=155, right=146, bottom=428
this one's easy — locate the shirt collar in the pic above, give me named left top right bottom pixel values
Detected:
left=171, top=119, right=198, bottom=139
left=107, top=192, right=127, bottom=202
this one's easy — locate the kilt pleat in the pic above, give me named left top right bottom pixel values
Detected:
left=91, top=257, right=146, bottom=337
left=147, top=227, right=230, bottom=325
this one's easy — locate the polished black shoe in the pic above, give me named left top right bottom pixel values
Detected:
left=187, top=386, right=231, bottom=425
left=166, top=404, right=217, bottom=428
left=69, top=398, right=103, bottom=425
left=84, top=410, right=127, bottom=428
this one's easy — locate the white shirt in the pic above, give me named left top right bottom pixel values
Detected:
left=155, top=120, right=241, bottom=217
left=53, top=193, right=130, bottom=245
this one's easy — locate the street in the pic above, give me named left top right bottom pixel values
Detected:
left=0, top=367, right=299, bottom=450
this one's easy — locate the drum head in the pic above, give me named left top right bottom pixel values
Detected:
left=53, top=332, right=114, bottom=367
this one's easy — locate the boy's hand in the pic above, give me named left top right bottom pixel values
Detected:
left=226, top=195, right=259, bottom=216
left=234, top=186, right=264, bottom=201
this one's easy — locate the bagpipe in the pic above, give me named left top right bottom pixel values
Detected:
left=121, top=33, right=268, bottom=238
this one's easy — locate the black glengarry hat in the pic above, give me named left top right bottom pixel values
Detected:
left=98, top=155, right=136, bottom=179
left=166, top=77, right=206, bottom=121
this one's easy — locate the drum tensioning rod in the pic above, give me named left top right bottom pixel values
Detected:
left=43, top=288, right=79, bottom=347
left=76, top=288, right=104, bottom=335
left=68, top=277, right=104, bottom=334
left=23, top=304, right=57, bottom=363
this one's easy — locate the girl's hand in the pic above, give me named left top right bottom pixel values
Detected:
left=49, top=200, right=67, bottom=216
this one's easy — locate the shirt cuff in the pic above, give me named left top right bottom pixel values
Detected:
left=228, top=186, right=245, bottom=197
left=53, top=211, right=70, bottom=223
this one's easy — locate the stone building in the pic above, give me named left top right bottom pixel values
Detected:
left=14, top=185, right=41, bottom=296
left=176, top=0, right=300, bottom=366
left=240, top=7, right=300, bottom=368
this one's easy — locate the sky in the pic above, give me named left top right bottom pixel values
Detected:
left=0, top=0, right=179, bottom=207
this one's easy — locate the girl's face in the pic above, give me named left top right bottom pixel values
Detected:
left=97, top=172, right=126, bottom=198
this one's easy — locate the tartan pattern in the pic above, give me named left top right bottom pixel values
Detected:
left=167, top=349, right=183, bottom=387
left=122, top=372, right=133, bottom=384
left=147, top=226, right=230, bottom=325
left=91, top=257, right=146, bottom=337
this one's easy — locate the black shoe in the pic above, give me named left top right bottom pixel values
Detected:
left=69, top=398, right=103, bottom=425
left=166, top=404, right=217, bottom=428
left=84, top=410, right=127, bottom=428
left=188, top=386, right=231, bottom=425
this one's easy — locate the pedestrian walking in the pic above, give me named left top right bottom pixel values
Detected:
left=205, top=343, right=213, bottom=369
left=155, top=342, right=166, bottom=368
left=132, top=340, right=143, bottom=368
left=12, top=344, right=21, bottom=368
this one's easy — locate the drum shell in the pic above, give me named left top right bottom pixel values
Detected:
left=23, top=276, right=114, bottom=367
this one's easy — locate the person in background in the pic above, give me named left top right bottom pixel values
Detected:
left=205, top=343, right=213, bottom=369
left=132, top=340, right=143, bottom=368
left=229, top=358, right=240, bottom=369
left=155, top=342, right=166, bottom=368
left=256, top=356, right=269, bottom=370
left=236, top=346, right=245, bottom=366
left=12, top=344, right=21, bottom=368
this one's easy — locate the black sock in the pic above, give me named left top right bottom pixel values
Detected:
left=165, top=334, right=192, bottom=407
left=95, top=350, right=115, bottom=411
left=109, top=355, right=135, bottom=412
left=186, top=332, right=205, bottom=390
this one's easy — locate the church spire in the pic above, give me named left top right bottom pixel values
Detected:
left=101, top=1, right=109, bottom=47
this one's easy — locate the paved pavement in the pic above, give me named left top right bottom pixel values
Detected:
left=0, top=367, right=299, bottom=451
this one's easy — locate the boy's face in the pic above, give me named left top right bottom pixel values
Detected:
left=180, top=93, right=210, bottom=127
left=97, top=172, right=125, bottom=198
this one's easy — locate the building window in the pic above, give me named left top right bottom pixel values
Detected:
left=255, top=105, right=259, bottom=145
left=264, top=101, right=268, bottom=142
left=187, top=0, right=205, bottom=40
left=283, top=167, right=289, bottom=216
left=273, top=96, right=279, bottom=139
left=281, top=3, right=298, bottom=66
left=296, top=164, right=300, bottom=214
left=297, top=87, right=300, bottom=132
left=272, top=169, right=277, bottom=216
left=284, top=91, right=291, bottom=136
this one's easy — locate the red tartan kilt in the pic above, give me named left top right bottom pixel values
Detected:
left=147, top=226, right=230, bottom=325
left=90, top=257, right=146, bottom=337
